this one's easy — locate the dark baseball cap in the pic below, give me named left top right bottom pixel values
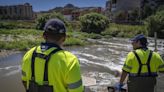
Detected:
left=130, top=34, right=147, bottom=42
left=44, top=18, right=66, bottom=34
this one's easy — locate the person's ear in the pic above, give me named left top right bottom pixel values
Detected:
left=43, top=32, right=47, bottom=39
left=62, top=35, right=66, bottom=42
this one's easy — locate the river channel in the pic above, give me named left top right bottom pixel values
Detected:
left=0, top=38, right=164, bottom=92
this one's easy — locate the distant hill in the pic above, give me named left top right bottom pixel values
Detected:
left=48, top=3, right=79, bottom=13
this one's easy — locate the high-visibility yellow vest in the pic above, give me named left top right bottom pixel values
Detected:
left=22, top=46, right=84, bottom=92
left=123, top=49, right=164, bottom=77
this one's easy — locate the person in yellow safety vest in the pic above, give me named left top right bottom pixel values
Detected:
left=21, top=18, right=84, bottom=92
left=116, top=34, right=164, bottom=92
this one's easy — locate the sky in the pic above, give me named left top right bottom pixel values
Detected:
left=0, top=0, right=107, bottom=12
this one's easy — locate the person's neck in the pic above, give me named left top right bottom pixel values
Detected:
left=134, top=47, right=148, bottom=51
left=46, top=40, right=61, bottom=47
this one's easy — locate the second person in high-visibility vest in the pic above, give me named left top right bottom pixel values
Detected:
left=116, top=34, right=164, bottom=92
left=21, top=18, right=84, bottom=92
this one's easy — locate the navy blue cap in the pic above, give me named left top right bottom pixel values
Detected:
left=44, top=19, right=66, bottom=33
left=130, top=34, right=147, bottom=42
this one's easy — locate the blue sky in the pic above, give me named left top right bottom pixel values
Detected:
left=0, top=0, right=107, bottom=12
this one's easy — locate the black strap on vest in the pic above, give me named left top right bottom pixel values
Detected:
left=31, top=47, right=62, bottom=84
left=133, top=50, right=153, bottom=76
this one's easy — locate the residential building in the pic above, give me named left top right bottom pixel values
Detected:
left=0, top=3, right=35, bottom=20
left=105, top=0, right=140, bottom=22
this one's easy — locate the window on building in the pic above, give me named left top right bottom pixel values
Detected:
left=10, top=7, right=12, bottom=15
left=14, top=6, right=17, bottom=14
left=19, top=8, right=22, bottom=15
left=112, top=0, right=117, bottom=4
left=4, top=9, right=7, bottom=14
left=0, top=9, right=2, bottom=14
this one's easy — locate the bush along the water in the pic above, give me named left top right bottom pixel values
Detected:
left=146, top=10, right=164, bottom=38
left=79, top=13, right=109, bottom=34
left=101, top=23, right=147, bottom=38
left=36, top=12, right=68, bottom=30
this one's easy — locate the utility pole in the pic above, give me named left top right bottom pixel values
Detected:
left=154, top=32, right=157, bottom=52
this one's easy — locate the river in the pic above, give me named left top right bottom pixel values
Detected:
left=0, top=38, right=164, bottom=92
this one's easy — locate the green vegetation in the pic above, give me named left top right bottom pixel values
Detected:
left=156, top=5, right=164, bottom=12
left=3, top=9, right=164, bottom=50
left=141, top=4, right=164, bottom=20
left=0, top=29, right=43, bottom=50
left=0, top=29, right=42, bottom=35
left=79, top=13, right=109, bottom=33
left=101, top=23, right=147, bottom=37
left=146, top=10, right=164, bottom=38
left=0, top=20, right=150, bottom=50
left=36, top=12, right=68, bottom=30
left=65, top=37, right=85, bottom=46
left=65, top=31, right=102, bottom=46
left=141, top=5, right=155, bottom=19
left=0, top=29, right=95, bottom=50
left=114, top=9, right=140, bottom=22
left=0, top=20, right=35, bottom=29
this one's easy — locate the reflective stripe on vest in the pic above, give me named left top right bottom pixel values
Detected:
left=131, top=50, right=156, bottom=77
left=67, top=79, right=82, bottom=89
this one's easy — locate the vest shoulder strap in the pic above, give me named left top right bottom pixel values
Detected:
left=133, top=50, right=153, bottom=76
left=31, top=46, right=62, bottom=84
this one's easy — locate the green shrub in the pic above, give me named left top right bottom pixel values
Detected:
left=102, top=23, right=147, bottom=38
left=146, top=10, right=164, bottom=38
left=141, top=5, right=154, bottom=19
left=79, top=13, right=109, bottom=33
left=156, top=5, right=164, bottom=12
left=36, top=12, right=68, bottom=30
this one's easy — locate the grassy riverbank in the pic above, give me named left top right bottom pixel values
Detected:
left=0, top=29, right=101, bottom=50
left=102, top=23, right=147, bottom=37
left=0, top=29, right=42, bottom=50
left=0, top=23, right=148, bottom=51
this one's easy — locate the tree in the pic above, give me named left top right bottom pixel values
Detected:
left=141, top=5, right=154, bottom=19
left=79, top=13, right=109, bottom=34
left=156, top=5, right=164, bottom=12
left=130, top=9, right=139, bottom=22
left=115, top=11, right=127, bottom=21
left=36, top=12, right=67, bottom=30
left=146, top=10, right=164, bottom=38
